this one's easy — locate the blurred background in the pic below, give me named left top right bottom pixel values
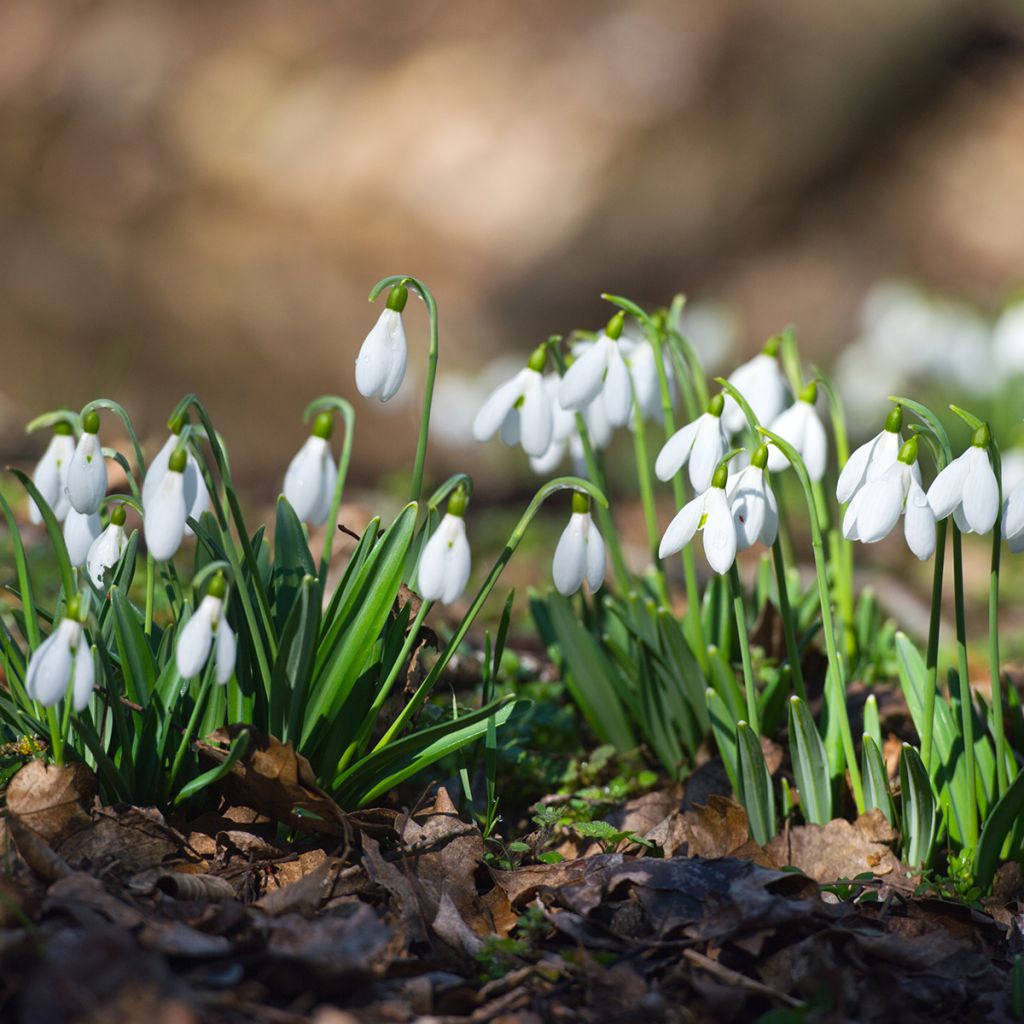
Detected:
left=2, top=0, right=1024, bottom=488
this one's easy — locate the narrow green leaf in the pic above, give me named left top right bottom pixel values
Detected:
left=976, top=768, right=1024, bottom=892
left=174, top=729, right=252, bottom=805
left=706, top=688, right=738, bottom=794
left=788, top=696, right=832, bottom=825
left=737, top=720, right=776, bottom=845
left=900, top=743, right=936, bottom=869
left=861, top=734, right=894, bottom=824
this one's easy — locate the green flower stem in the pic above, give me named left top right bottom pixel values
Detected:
left=920, top=519, right=947, bottom=773
left=546, top=341, right=631, bottom=593
left=630, top=394, right=669, bottom=605
left=990, top=518, right=1007, bottom=797
left=373, top=475, right=608, bottom=751
left=167, top=671, right=213, bottom=797
left=729, top=563, right=759, bottom=733
left=368, top=275, right=438, bottom=504
left=335, top=598, right=434, bottom=775
left=144, top=552, right=156, bottom=636
left=760, top=425, right=864, bottom=813
left=771, top=539, right=806, bottom=700
left=301, top=396, right=356, bottom=575
left=82, top=398, right=147, bottom=486
left=46, top=704, right=64, bottom=767
left=951, top=526, right=978, bottom=847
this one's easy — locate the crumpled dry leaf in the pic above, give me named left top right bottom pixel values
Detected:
left=59, top=806, right=183, bottom=876
left=201, top=726, right=345, bottom=836
left=6, top=760, right=97, bottom=845
left=766, top=810, right=900, bottom=882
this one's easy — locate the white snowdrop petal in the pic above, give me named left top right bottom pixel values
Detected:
left=766, top=403, right=806, bottom=471
left=584, top=516, right=606, bottom=592
left=176, top=598, right=217, bottom=678
left=842, top=491, right=863, bottom=541
left=184, top=455, right=211, bottom=527
left=145, top=472, right=187, bottom=561
left=953, top=502, right=971, bottom=533
left=558, top=338, right=609, bottom=412
left=730, top=469, right=766, bottom=550
left=66, top=433, right=107, bottom=515
left=1003, top=481, right=1024, bottom=542
left=927, top=452, right=970, bottom=519
left=659, top=495, right=703, bottom=559
left=72, top=644, right=95, bottom=712
left=688, top=417, right=725, bottom=493
left=519, top=370, right=554, bottom=458
left=961, top=448, right=999, bottom=535
left=31, top=435, right=74, bottom=524
left=702, top=488, right=737, bottom=574
left=215, top=618, right=237, bottom=685
left=64, top=509, right=102, bottom=568
left=499, top=408, right=521, bottom=448
left=25, top=631, right=62, bottom=704
left=904, top=480, right=936, bottom=561
left=854, top=469, right=905, bottom=543
left=801, top=408, right=828, bottom=482
left=27, top=622, right=77, bottom=706
left=443, top=524, right=472, bottom=605
left=142, top=435, right=176, bottom=510
left=602, top=344, right=633, bottom=427
left=473, top=375, right=525, bottom=443
left=283, top=436, right=331, bottom=525
left=310, top=454, right=338, bottom=528
left=87, top=524, right=126, bottom=588
left=379, top=310, right=408, bottom=401
left=529, top=440, right=567, bottom=476
left=655, top=420, right=699, bottom=481
left=553, top=513, right=588, bottom=596
left=759, top=484, right=779, bottom=547
left=836, top=434, right=878, bottom=504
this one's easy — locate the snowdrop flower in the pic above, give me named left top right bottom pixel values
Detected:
left=727, top=445, right=778, bottom=551
left=283, top=412, right=338, bottom=526
left=143, top=419, right=210, bottom=533
left=991, top=300, right=1024, bottom=377
left=927, top=424, right=999, bottom=535
left=472, top=347, right=553, bottom=458
left=145, top=446, right=188, bottom=561
left=552, top=492, right=605, bottom=596
left=29, top=421, right=75, bottom=524
left=1003, top=479, right=1024, bottom=553
left=558, top=313, right=633, bottom=428
left=836, top=405, right=904, bottom=504
left=176, top=574, right=236, bottom=684
left=418, top=489, right=472, bottom=604
left=622, top=335, right=670, bottom=422
left=529, top=377, right=613, bottom=475
left=766, top=382, right=827, bottom=482
left=721, top=337, right=789, bottom=436
left=87, top=505, right=128, bottom=588
left=66, top=410, right=106, bottom=515
left=660, top=461, right=737, bottom=574
left=25, top=597, right=94, bottom=711
left=655, top=393, right=728, bottom=493
left=844, top=438, right=935, bottom=560
left=355, top=282, right=408, bottom=402
left=64, top=508, right=101, bottom=568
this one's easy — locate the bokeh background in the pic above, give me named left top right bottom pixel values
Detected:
left=2, top=0, right=1024, bottom=489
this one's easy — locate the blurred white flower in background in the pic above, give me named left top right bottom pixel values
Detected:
left=992, top=300, right=1024, bottom=376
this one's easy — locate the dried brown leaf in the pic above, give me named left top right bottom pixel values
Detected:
left=6, top=760, right=96, bottom=845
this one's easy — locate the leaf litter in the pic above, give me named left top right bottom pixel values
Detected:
left=1, top=754, right=1022, bottom=1023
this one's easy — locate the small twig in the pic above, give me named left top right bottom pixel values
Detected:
left=683, top=948, right=804, bottom=1009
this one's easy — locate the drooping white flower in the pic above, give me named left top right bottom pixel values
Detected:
left=283, top=413, right=338, bottom=526
left=87, top=506, right=128, bottom=588
left=145, top=448, right=188, bottom=561
left=418, top=501, right=472, bottom=604
left=992, top=300, right=1024, bottom=376
left=836, top=406, right=904, bottom=504
left=355, top=284, right=409, bottom=402
left=66, top=411, right=106, bottom=515
left=927, top=431, right=999, bottom=536
left=1003, top=479, right=1024, bottom=554
left=660, top=463, right=738, bottom=574
left=25, top=604, right=94, bottom=711
left=727, top=447, right=778, bottom=551
left=766, top=383, right=827, bottom=482
left=552, top=494, right=605, bottom=596
left=29, top=424, right=75, bottom=524
left=143, top=432, right=210, bottom=533
left=844, top=438, right=935, bottom=560
left=472, top=350, right=553, bottom=458
left=176, top=580, right=236, bottom=684
left=558, top=316, right=633, bottom=428
left=655, top=393, right=728, bottom=493
left=622, top=334, right=671, bottom=422
left=64, top=508, right=102, bottom=568
left=529, top=376, right=612, bottom=475
left=721, top=340, right=789, bottom=436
